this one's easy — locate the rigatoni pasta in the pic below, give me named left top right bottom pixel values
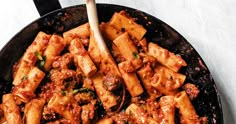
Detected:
left=2, top=94, right=22, bottom=124
left=118, top=61, right=144, bottom=97
left=69, top=38, right=97, bottom=77
left=13, top=31, right=50, bottom=86
left=109, top=11, right=147, bottom=40
left=63, top=23, right=90, bottom=44
left=0, top=10, right=206, bottom=124
left=13, top=66, right=45, bottom=103
left=24, top=98, right=45, bottom=124
left=175, top=91, right=201, bottom=124
left=148, top=42, right=187, bottom=72
left=43, top=34, right=66, bottom=71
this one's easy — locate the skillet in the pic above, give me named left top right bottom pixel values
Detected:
left=0, top=0, right=223, bottom=123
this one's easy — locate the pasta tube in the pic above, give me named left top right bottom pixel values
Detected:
left=137, top=65, right=162, bottom=99
left=125, top=103, right=158, bottom=124
left=63, top=23, right=90, bottom=44
left=110, top=12, right=146, bottom=40
left=13, top=31, right=50, bottom=85
left=2, top=94, right=22, bottom=124
left=12, top=61, right=31, bottom=86
left=69, top=38, right=97, bottom=77
left=154, top=64, right=186, bottom=90
left=159, top=96, right=175, bottom=124
left=91, top=73, right=117, bottom=110
left=118, top=61, right=144, bottom=97
left=100, top=22, right=123, bottom=41
left=47, top=93, right=81, bottom=124
left=21, top=31, right=51, bottom=65
left=113, top=32, right=142, bottom=69
left=43, top=34, right=66, bottom=71
left=175, top=91, right=200, bottom=124
left=13, top=67, right=45, bottom=103
left=150, top=72, right=177, bottom=95
left=88, top=31, right=101, bottom=65
left=113, top=32, right=138, bottom=60
left=24, top=98, right=45, bottom=124
left=148, top=42, right=187, bottom=72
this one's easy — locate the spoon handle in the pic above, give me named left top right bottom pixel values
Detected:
left=85, top=0, right=109, bottom=55
left=85, top=0, right=121, bottom=76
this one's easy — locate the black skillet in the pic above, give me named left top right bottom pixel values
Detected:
left=0, top=0, right=223, bottom=123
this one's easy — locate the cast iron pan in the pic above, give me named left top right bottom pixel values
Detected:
left=0, top=0, right=223, bottom=123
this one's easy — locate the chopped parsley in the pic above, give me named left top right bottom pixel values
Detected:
left=123, top=119, right=129, bottom=124
left=34, top=51, right=43, bottom=60
left=61, top=90, right=66, bottom=96
left=35, top=51, right=46, bottom=70
left=132, top=52, right=139, bottom=59
left=72, top=89, right=79, bottom=94
left=21, top=76, right=28, bottom=81
left=73, top=88, right=96, bottom=98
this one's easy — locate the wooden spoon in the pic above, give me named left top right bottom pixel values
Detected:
left=85, top=0, right=120, bottom=75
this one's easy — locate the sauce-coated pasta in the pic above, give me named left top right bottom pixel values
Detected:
left=0, top=11, right=206, bottom=124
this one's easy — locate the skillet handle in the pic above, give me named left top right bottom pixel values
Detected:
left=33, top=0, right=62, bottom=16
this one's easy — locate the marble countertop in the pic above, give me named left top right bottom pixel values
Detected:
left=0, top=0, right=235, bottom=123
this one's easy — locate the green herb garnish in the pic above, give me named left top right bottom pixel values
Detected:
left=34, top=51, right=43, bottom=60
left=132, top=52, right=139, bottom=59
left=35, top=52, right=46, bottom=70
left=61, top=90, right=66, bottom=96
left=77, top=87, right=90, bottom=92
left=73, top=89, right=79, bottom=94
left=21, top=76, right=28, bottom=81
left=73, top=88, right=96, bottom=98
left=123, top=119, right=129, bottom=124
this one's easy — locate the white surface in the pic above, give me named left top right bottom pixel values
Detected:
left=0, top=0, right=235, bottom=123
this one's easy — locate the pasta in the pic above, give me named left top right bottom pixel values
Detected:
left=43, top=34, right=66, bottom=71
left=175, top=91, right=201, bottom=124
left=12, top=66, right=45, bottom=103
left=2, top=94, right=22, bottom=124
left=24, top=98, right=45, bottom=124
left=0, top=10, right=207, bottom=124
left=148, top=42, right=187, bottom=72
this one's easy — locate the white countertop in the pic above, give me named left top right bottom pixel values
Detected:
left=0, top=0, right=235, bottom=123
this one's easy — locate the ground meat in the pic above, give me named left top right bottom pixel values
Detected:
left=42, top=107, right=57, bottom=121
left=103, top=73, right=123, bottom=91
left=82, top=78, right=95, bottom=91
left=111, top=112, right=136, bottom=124
left=182, top=83, right=200, bottom=100
left=70, top=103, right=82, bottom=123
left=120, top=61, right=136, bottom=73
left=52, top=53, right=74, bottom=69
left=75, top=93, right=94, bottom=105
left=81, top=103, right=96, bottom=124
left=40, top=82, right=57, bottom=101
left=46, top=118, right=72, bottom=124
left=139, top=53, right=157, bottom=67
left=131, top=96, right=146, bottom=104
left=144, top=98, right=160, bottom=121
left=50, top=69, right=77, bottom=87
